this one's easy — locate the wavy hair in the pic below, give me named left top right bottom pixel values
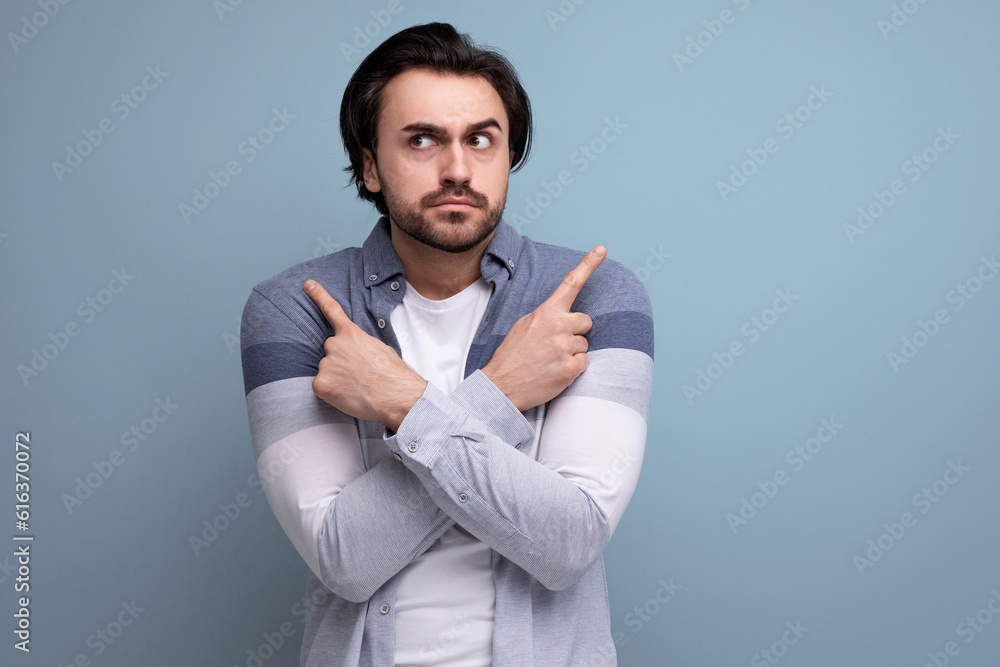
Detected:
left=339, top=22, right=533, bottom=215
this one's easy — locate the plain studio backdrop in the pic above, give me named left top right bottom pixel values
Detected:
left=1, top=1, right=999, bottom=665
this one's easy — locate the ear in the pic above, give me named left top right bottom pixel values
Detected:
left=361, top=147, right=382, bottom=193
left=509, top=150, right=515, bottom=169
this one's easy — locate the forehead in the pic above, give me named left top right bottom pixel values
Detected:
left=378, top=68, right=508, bottom=132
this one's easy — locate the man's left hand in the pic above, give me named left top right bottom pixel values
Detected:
left=304, top=280, right=427, bottom=432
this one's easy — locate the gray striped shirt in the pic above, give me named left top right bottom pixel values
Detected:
left=241, top=217, right=654, bottom=666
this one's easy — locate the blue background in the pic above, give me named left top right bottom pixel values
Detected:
left=2, top=1, right=999, bottom=665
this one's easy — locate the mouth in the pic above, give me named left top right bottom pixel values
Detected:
left=430, top=198, right=479, bottom=211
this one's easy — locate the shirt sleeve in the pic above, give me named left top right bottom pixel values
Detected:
left=241, top=287, right=457, bottom=603
left=383, top=264, right=654, bottom=591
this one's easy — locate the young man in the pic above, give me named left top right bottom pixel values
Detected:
left=240, top=22, right=654, bottom=666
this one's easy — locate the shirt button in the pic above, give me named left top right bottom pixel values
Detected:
left=515, top=443, right=522, bottom=450
left=369, top=274, right=378, bottom=282
left=393, top=452, right=402, bottom=462
left=390, top=281, right=400, bottom=290
left=458, top=493, right=468, bottom=503
left=507, top=258, right=515, bottom=268
left=377, top=318, right=385, bottom=329
left=408, top=441, right=418, bottom=453
left=380, top=604, right=389, bottom=614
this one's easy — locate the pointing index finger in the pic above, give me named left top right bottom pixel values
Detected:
left=304, top=280, right=352, bottom=333
left=545, top=245, right=606, bottom=311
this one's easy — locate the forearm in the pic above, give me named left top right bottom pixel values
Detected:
left=385, top=370, right=624, bottom=590
left=314, top=455, right=455, bottom=602
left=254, top=411, right=457, bottom=603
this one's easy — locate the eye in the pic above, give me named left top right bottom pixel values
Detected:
left=410, top=134, right=437, bottom=148
left=469, top=133, right=493, bottom=148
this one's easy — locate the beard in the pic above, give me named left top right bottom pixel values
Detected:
left=382, top=179, right=507, bottom=254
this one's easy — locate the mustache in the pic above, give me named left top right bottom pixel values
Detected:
left=421, top=186, right=489, bottom=208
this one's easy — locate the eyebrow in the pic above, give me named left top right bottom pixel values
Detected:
left=399, top=118, right=503, bottom=136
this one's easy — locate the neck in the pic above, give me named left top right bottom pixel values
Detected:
left=389, top=223, right=494, bottom=300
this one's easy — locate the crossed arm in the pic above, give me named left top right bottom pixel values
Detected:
left=304, top=245, right=608, bottom=431
left=245, top=246, right=651, bottom=601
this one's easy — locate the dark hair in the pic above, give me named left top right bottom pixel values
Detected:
left=339, top=22, right=533, bottom=216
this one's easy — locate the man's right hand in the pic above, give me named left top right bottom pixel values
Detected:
left=481, top=245, right=606, bottom=412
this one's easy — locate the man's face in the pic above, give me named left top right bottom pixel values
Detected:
left=362, top=68, right=513, bottom=254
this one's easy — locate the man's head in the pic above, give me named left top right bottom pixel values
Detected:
left=339, top=22, right=532, bottom=253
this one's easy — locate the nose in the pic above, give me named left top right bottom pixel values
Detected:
left=439, top=141, right=471, bottom=187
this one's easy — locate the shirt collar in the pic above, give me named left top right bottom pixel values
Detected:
left=361, top=215, right=523, bottom=288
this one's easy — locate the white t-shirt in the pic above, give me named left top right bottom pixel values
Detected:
left=390, top=276, right=496, bottom=666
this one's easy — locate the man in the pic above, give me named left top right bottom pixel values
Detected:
left=240, top=22, right=654, bottom=666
